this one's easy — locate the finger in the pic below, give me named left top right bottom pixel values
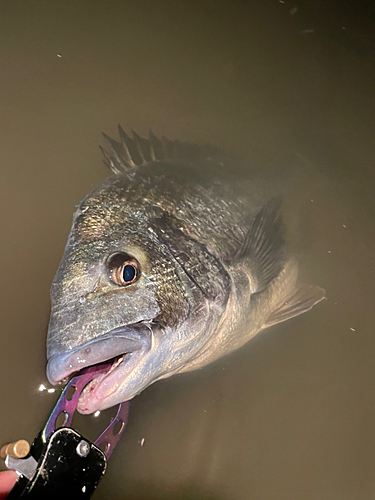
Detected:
left=0, top=470, right=18, bottom=499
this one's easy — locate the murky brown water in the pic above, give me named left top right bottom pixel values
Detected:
left=1, top=1, right=375, bottom=498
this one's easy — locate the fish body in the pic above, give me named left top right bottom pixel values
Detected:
left=46, top=129, right=325, bottom=413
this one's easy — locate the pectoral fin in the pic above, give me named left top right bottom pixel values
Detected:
left=263, top=284, right=326, bottom=329
left=234, top=198, right=285, bottom=293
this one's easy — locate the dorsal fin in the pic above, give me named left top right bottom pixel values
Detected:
left=149, top=130, right=163, bottom=161
left=100, top=126, right=226, bottom=175
left=131, top=130, right=149, bottom=163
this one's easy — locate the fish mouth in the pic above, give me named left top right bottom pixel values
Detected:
left=46, top=322, right=153, bottom=413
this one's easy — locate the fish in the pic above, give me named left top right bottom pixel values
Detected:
left=46, top=127, right=325, bottom=414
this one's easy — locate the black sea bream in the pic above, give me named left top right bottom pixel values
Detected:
left=46, top=128, right=325, bottom=413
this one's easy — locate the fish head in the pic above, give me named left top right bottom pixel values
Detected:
left=46, top=178, right=228, bottom=413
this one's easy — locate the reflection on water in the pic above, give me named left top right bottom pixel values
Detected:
left=1, top=1, right=375, bottom=499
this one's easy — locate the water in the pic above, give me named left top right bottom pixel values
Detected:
left=1, top=1, right=375, bottom=498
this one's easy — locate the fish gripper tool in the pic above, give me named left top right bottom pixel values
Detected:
left=4, top=362, right=130, bottom=499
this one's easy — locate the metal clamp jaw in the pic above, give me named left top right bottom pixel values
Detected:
left=4, top=363, right=129, bottom=499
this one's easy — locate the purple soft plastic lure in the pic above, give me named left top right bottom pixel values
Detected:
left=43, top=362, right=130, bottom=459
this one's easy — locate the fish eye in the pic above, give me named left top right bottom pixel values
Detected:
left=106, top=252, right=140, bottom=286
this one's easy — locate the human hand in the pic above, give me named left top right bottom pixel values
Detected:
left=0, top=470, right=18, bottom=499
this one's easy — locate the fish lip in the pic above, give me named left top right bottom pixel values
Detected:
left=46, top=322, right=152, bottom=385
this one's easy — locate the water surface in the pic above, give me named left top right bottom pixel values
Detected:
left=1, top=1, right=375, bottom=499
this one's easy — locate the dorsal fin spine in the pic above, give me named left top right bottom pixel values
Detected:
left=117, top=125, right=136, bottom=168
left=131, top=130, right=146, bottom=163
left=148, top=130, right=157, bottom=161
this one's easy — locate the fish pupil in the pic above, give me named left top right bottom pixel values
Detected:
left=123, top=264, right=136, bottom=283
